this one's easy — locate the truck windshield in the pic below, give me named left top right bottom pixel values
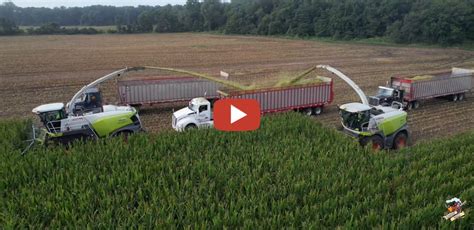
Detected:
left=340, top=110, right=370, bottom=131
left=188, top=102, right=197, bottom=112
left=377, top=87, right=394, bottom=97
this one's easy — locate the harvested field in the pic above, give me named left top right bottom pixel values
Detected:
left=0, top=33, right=473, bottom=144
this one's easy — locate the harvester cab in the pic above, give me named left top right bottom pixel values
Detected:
left=32, top=102, right=66, bottom=133
left=72, top=87, right=103, bottom=115
left=339, top=103, right=372, bottom=132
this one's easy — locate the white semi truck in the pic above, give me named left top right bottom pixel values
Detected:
left=172, top=77, right=334, bottom=131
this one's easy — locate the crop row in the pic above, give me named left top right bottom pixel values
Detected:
left=0, top=114, right=472, bottom=228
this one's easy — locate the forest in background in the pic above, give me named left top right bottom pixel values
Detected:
left=1, top=0, right=473, bottom=45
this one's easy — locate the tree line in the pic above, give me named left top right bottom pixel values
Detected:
left=1, top=0, right=473, bottom=45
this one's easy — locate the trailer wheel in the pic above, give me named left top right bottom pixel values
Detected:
left=185, top=124, right=197, bottom=130
left=452, top=94, right=458, bottom=102
left=393, top=132, right=408, bottom=150
left=303, top=108, right=313, bottom=116
left=458, top=93, right=465, bottom=101
left=412, top=101, right=419, bottom=109
left=313, top=107, right=323, bottom=115
left=406, top=102, right=413, bottom=111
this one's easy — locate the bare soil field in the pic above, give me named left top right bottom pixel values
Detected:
left=1, top=33, right=473, bottom=144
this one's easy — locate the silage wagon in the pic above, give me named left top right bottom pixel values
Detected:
left=369, top=68, right=473, bottom=109
left=219, top=77, right=334, bottom=115
left=172, top=77, right=334, bottom=131
left=117, top=77, right=221, bottom=106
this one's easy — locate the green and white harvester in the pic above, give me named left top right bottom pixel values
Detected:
left=318, top=65, right=409, bottom=150
left=30, top=67, right=144, bottom=146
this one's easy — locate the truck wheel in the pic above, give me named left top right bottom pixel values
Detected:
left=406, top=102, right=413, bottom=111
left=185, top=124, right=197, bottom=130
left=393, top=132, right=408, bottom=150
left=412, top=101, right=419, bottom=109
left=458, top=93, right=465, bottom=101
left=452, top=94, right=458, bottom=102
left=360, top=135, right=384, bottom=151
left=313, top=107, right=323, bottom=115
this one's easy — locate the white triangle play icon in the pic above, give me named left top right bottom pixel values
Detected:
left=230, top=105, right=247, bottom=124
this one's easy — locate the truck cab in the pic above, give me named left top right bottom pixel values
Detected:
left=339, top=102, right=408, bottom=150
left=172, top=97, right=214, bottom=131
left=369, top=86, right=405, bottom=107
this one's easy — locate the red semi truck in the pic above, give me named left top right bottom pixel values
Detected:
left=171, top=77, right=334, bottom=131
left=369, top=68, right=473, bottom=109
left=117, top=77, right=221, bottom=106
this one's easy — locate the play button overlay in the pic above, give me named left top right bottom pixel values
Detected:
left=215, top=99, right=260, bottom=131
left=230, top=105, right=247, bottom=124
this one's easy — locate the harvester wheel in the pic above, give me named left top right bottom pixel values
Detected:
left=313, top=107, right=323, bottom=115
left=360, top=135, right=384, bottom=151
left=114, top=131, right=131, bottom=143
left=393, top=132, right=408, bottom=150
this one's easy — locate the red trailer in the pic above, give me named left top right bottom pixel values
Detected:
left=172, top=77, right=334, bottom=131
left=220, top=77, right=334, bottom=115
left=369, top=68, right=473, bottom=109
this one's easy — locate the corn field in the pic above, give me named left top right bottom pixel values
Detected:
left=0, top=114, right=472, bottom=228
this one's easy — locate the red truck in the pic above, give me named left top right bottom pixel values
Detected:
left=369, top=68, right=473, bottom=109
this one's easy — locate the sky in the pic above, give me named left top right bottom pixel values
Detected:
left=5, top=0, right=188, bottom=8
